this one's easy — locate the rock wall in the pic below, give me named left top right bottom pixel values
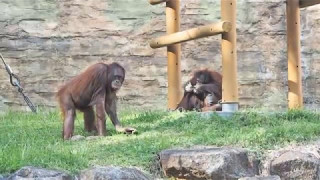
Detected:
left=0, top=0, right=319, bottom=111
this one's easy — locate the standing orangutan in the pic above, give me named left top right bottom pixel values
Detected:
left=176, top=69, right=222, bottom=112
left=57, top=62, right=135, bottom=140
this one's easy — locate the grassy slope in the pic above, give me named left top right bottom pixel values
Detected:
left=1, top=109, right=320, bottom=175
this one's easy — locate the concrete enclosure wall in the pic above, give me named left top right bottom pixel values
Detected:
left=0, top=0, right=319, bottom=111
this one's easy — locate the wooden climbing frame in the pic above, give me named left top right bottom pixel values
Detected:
left=148, top=0, right=238, bottom=110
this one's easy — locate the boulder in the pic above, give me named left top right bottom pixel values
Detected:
left=270, top=151, right=320, bottom=180
left=79, top=166, right=151, bottom=180
left=159, top=146, right=259, bottom=180
left=7, top=166, right=73, bottom=180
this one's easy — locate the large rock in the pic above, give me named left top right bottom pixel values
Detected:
left=270, top=151, right=320, bottom=180
left=7, top=166, right=73, bottom=180
left=79, top=166, right=151, bottom=180
left=159, top=146, right=259, bottom=180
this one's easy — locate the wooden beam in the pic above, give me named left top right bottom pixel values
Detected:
left=221, top=0, right=238, bottom=104
left=149, top=0, right=169, bottom=5
left=287, top=0, right=303, bottom=109
left=150, top=21, right=231, bottom=49
left=299, top=0, right=320, bottom=8
left=166, top=0, right=181, bottom=110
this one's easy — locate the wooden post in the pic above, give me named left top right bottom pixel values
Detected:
left=166, top=0, right=181, bottom=110
left=221, top=0, right=238, bottom=104
left=299, top=0, right=320, bottom=8
left=150, top=21, right=232, bottom=48
left=287, top=0, right=303, bottom=109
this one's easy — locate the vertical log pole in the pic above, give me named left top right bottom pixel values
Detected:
left=287, top=0, right=303, bottom=109
left=221, top=0, right=239, bottom=107
left=166, top=0, right=181, bottom=110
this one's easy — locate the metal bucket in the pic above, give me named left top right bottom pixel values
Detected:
left=221, top=102, right=239, bottom=112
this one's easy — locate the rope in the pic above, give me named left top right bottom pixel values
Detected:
left=0, top=53, right=37, bottom=113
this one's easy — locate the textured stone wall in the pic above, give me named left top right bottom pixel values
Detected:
left=0, top=0, right=319, bottom=111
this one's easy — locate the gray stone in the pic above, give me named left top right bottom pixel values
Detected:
left=70, top=135, right=85, bottom=141
left=79, top=166, right=151, bottom=180
left=270, top=151, right=320, bottom=180
left=0, top=175, right=6, bottom=180
left=238, top=175, right=281, bottom=180
left=7, top=166, right=73, bottom=180
left=159, top=146, right=259, bottom=180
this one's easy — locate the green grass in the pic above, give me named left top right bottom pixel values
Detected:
left=1, top=109, right=320, bottom=175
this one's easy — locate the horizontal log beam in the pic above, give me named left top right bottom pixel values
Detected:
left=150, top=21, right=231, bottom=48
left=149, top=0, right=169, bottom=5
left=299, top=0, right=320, bottom=8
